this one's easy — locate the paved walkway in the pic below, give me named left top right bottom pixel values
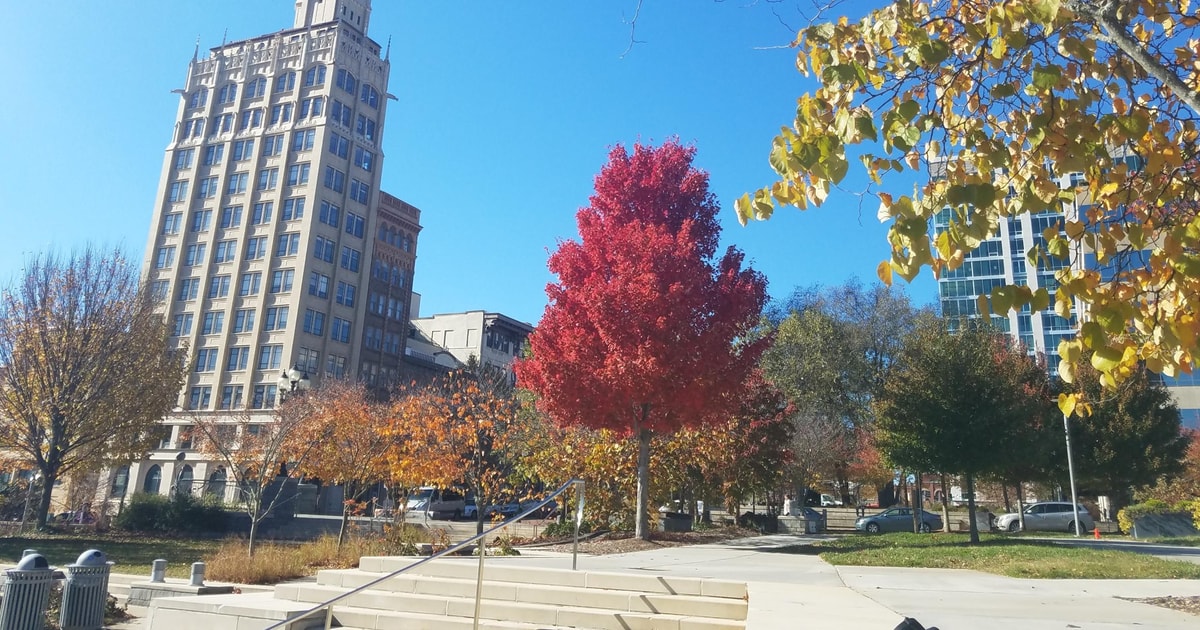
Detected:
left=106, top=533, right=1200, bottom=629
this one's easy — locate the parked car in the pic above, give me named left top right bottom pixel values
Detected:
left=405, top=487, right=466, bottom=519
left=994, top=502, right=1095, bottom=533
left=855, top=507, right=943, bottom=533
left=820, top=494, right=843, bottom=507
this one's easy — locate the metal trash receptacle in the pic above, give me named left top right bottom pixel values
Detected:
left=60, top=549, right=112, bottom=630
left=805, top=517, right=821, bottom=534
left=1, top=553, right=55, bottom=630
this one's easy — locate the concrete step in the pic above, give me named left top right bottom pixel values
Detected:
left=283, top=584, right=743, bottom=630
left=309, top=570, right=747, bottom=619
left=327, top=605, right=575, bottom=630
left=145, top=593, right=328, bottom=630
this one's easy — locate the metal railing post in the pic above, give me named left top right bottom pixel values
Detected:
left=572, top=479, right=586, bottom=571
left=472, top=533, right=487, bottom=630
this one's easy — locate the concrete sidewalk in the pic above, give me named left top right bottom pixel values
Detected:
left=106, top=533, right=1200, bottom=629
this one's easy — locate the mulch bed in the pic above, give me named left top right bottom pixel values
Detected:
left=524, top=526, right=757, bottom=555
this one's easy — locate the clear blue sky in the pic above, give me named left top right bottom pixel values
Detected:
left=0, top=1, right=936, bottom=325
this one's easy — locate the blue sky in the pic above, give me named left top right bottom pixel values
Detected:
left=0, top=1, right=936, bottom=325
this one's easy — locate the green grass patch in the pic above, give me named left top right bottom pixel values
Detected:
left=805, top=533, right=1200, bottom=579
left=0, top=533, right=222, bottom=578
left=1147, top=536, right=1200, bottom=547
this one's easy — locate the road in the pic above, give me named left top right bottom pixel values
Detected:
left=1044, top=536, right=1200, bottom=565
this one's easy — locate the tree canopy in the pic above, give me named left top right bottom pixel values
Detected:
left=516, top=140, right=769, bottom=539
left=738, top=0, right=1200, bottom=394
left=0, top=248, right=185, bottom=528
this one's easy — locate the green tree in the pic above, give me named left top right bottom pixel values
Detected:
left=0, top=248, right=186, bottom=529
left=738, top=0, right=1200, bottom=392
left=1055, top=360, right=1190, bottom=511
left=875, top=317, right=1049, bottom=542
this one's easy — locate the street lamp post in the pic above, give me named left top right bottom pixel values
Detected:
left=1063, top=411, right=1082, bottom=536
left=19, top=472, right=43, bottom=533
left=171, top=451, right=187, bottom=496
left=277, top=366, right=311, bottom=403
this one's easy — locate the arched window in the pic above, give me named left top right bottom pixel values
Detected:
left=176, top=465, right=194, bottom=496
left=111, top=466, right=130, bottom=498
left=360, top=84, right=379, bottom=108
left=206, top=467, right=228, bottom=499
left=304, top=64, right=327, bottom=87
left=402, top=235, right=412, bottom=252
left=143, top=465, right=162, bottom=494
left=188, top=89, right=208, bottom=109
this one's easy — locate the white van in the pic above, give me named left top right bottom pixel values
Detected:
left=405, top=487, right=466, bottom=519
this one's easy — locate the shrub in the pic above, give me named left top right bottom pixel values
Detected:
left=205, top=534, right=394, bottom=584
left=1117, top=499, right=1178, bottom=533
left=114, top=492, right=227, bottom=533
left=540, top=519, right=592, bottom=539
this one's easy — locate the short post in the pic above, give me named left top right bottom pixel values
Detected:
left=572, top=479, right=586, bottom=571
left=0, top=553, right=55, bottom=630
left=22, top=548, right=38, bottom=557
left=60, top=549, right=113, bottom=630
left=190, top=562, right=206, bottom=587
left=150, top=559, right=167, bottom=583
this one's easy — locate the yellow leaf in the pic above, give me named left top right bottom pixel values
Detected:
left=877, top=260, right=894, bottom=286
left=1090, top=346, right=1123, bottom=372
left=1057, top=392, right=1077, bottom=417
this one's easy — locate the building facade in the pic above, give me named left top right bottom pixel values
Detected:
left=408, top=311, right=534, bottom=378
left=125, top=0, right=420, bottom=500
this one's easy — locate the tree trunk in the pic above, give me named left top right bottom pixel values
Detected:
left=635, top=426, right=652, bottom=541
left=248, top=517, right=260, bottom=557
left=338, top=505, right=350, bottom=550
left=36, top=473, right=55, bottom=530
left=1016, top=481, right=1026, bottom=532
left=939, top=473, right=951, bottom=533
left=1002, top=483, right=1011, bottom=513
left=965, top=472, right=979, bottom=544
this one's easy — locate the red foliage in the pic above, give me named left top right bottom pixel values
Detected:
left=516, top=141, right=768, bottom=435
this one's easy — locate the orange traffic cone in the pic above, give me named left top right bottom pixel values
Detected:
left=1093, top=526, right=1101, bottom=540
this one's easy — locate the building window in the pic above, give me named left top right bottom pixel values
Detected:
left=331, top=318, right=351, bottom=343
left=184, top=243, right=207, bottom=266
left=191, top=209, right=212, bottom=232
left=111, top=465, right=130, bottom=498
left=251, top=202, right=273, bottom=225
left=178, top=278, right=200, bottom=301
left=353, top=147, right=373, bottom=172
left=151, top=280, right=171, bottom=302
left=226, top=172, right=248, bottom=195
left=232, top=139, right=255, bottom=161
left=244, top=237, right=267, bottom=261
left=214, top=240, right=237, bottom=263
left=325, top=354, right=346, bottom=377
left=303, top=309, right=326, bottom=336
left=275, top=71, right=296, bottom=93
left=314, top=236, right=335, bottom=263
left=172, top=313, right=194, bottom=336
left=188, top=89, right=208, bottom=109
left=233, top=309, right=255, bottom=333
left=190, top=386, right=212, bottom=409
left=330, top=99, right=352, bottom=127
left=155, top=246, right=176, bottom=269
left=258, top=168, right=279, bottom=191
left=345, top=212, right=365, bottom=238
left=195, top=348, right=219, bottom=372
left=175, top=148, right=195, bottom=170
left=220, top=205, right=243, bottom=228
left=292, top=129, right=315, bottom=152
left=299, top=96, right=324, bottom=119
left=217, top=83, right=238, bottom=104
left=329, top=132, right=349, bottom=158
left=308, top=272, right=330, bottom=298
left=304, top=65, right=327, bottom=86
left=220, top=386, right=244, bottom=410
left=204, top=145, right=224, bottom=166
left=257, top=345, right=283, bottom=370
left=264, top=306, right=289, bottom=331
left=336, top=281, right=356, bottom=307
left=213, top=113, right=234, bottom=135
left=180, top=118, right=204, bottom=140
left=349, top=179, right=370, bottom=204
left=355, top=115, right=376, bottom=142
left=239, top=271, right=262, bottom=296
left=336, top=69, right=357, bottom=94
left=201, top=311, right=224, bottom=335
left=252, top=385, right=278, bottom=409
left=162, top=213, right=183, bottom=235
left=270, top=103, right=294, bottom=125
left=245, top=76, right=267, bottom=99
left=168, top=181, right=189, bottom=202
left=270, top=269, right=294, bottom=293
left=239, top=108, right=264, bottom=130
left=360, top=84, right=379, bottom=108
left=324, top=167, right=345, bottom=193
left=340, top=247, right=361, bottom=272
left=227, top=346, right=250, bottom=371
left=143, top=465, right=162, bottom=494
left=196, top=176, right=219, bottom=199
left=297, top=347, right=320, bottom=373
left=208, top=275, right=231, bottom=299
left=263, top=134, right=285, bottom=156
left=276, top=233, right=300, bottom=257
left=319, top=201, right=341, bottom=228
left=286, top=163, right=311, bottom=186
left=364, top=326, right=382, bottom=350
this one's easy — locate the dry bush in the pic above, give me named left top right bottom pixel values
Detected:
left=205, top=534, right=397, bottom=584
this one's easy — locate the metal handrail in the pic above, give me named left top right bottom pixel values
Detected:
left=265, top=478, right=586, bottom=630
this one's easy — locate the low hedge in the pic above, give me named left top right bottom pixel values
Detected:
left=1117, top=499, right=1200, bottom=533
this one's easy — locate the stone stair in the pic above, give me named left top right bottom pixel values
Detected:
left=145, top=557, right=749, bottom=630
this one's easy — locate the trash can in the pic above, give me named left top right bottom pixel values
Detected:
left=0, top=553, right=55, bottom=630
left=60, top=549, right=112, bottom=630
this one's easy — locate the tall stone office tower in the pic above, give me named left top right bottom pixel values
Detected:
left=125, top=0, right=417, bottom=500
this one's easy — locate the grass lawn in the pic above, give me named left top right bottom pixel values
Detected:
left=1149, top=536, right=1200, bottom=547
left=0, top=533, right=223, bottom=578
left=804, top=533, right=1200, bottom=579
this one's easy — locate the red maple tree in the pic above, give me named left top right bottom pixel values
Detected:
left=515, top=140, right=768, bottom=539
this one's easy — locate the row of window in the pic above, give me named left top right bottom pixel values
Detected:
left=370, top=260, right=410, bottom=288
left=162, top=198, right=332, bottom=236
left=179, top=96, right=327, bottom=142
left=156, top=230, right=359, bottom=269
left=173, top=305, right=290, bottom=337
left=189, top=66, right=332, bottom=112
left=189, top=383, right=276, bottom=410
left=363, top=326, right=404, bottom=355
